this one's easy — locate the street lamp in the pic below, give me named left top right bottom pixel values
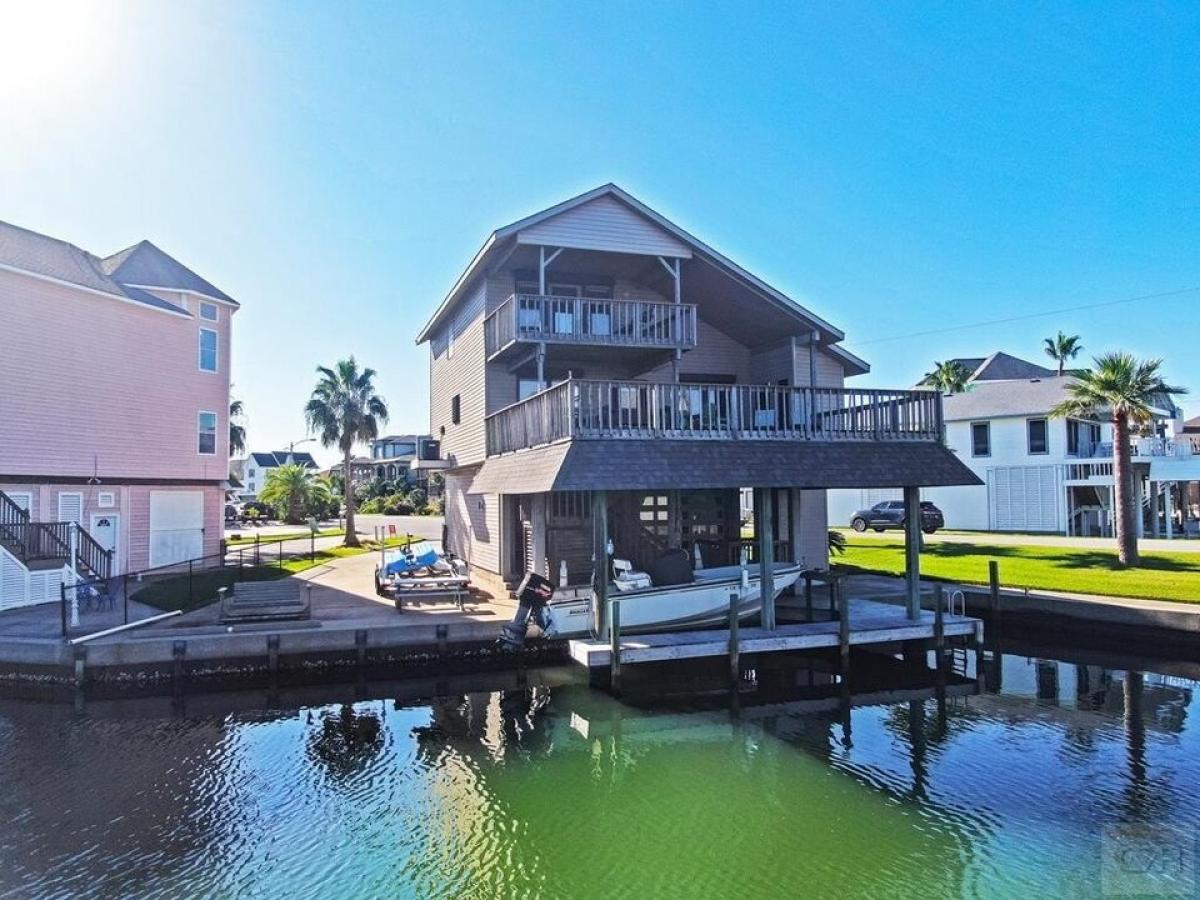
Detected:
left=286, top=437, right=316, bottom=463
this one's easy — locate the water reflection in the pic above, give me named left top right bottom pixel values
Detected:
left=0, top=638, right=1197, bottom=898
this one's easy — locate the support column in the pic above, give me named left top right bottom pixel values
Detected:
left=755, top=487, right=776, bottom=630
left=1150, top=481, right=1161, bottom=538
left=1165, top=484, right=1175, bottom=539
left=1133, top=471, right=1145, bottom=539
left=536, top=342, right=546, bottom=388
left=591, top=490, right=609, bottom=638
left=903, top=486, right=921, bottom=620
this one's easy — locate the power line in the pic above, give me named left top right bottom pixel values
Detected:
left=845, top=287, right=1200, bottom=348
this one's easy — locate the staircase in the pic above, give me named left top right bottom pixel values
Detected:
left=0, top=490, right=113, bottom=611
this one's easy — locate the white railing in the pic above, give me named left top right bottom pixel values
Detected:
left=485, top=378, right=944, bottom=455
left=484, top=294, right=698, bottom=357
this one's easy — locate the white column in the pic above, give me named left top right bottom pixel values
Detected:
left=1165, top=484, right=1175, bottom=539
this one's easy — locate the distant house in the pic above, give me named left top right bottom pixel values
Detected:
left=0, top=220, right=238, bottom=609
left=237, top=451, right=318, bottom=500
left=830, top=352, right=1196, bottom=536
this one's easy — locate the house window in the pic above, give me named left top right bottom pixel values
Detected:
left=971, top=422, right=991, bottom=457
left=198, top=411, right=217, bottom=454
left=1067, top=419, right=1101, bottom=457
left=199, top=301, right=219, bottom=321
left=1028, top=418, right=1049, bottom=455
left=451, top=394, right=461, bottom=425
left=248, top=468, right=256, bottom=477
left=199, top=328, right=218, bottom=372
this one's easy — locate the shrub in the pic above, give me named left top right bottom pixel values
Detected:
left=420, top=502, right=443, bottom=517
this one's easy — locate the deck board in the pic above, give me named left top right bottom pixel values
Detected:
left=568, top=598, right=981, bottom=668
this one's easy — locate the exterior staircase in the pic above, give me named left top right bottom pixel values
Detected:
left=0, top=489, right=113, bottom=610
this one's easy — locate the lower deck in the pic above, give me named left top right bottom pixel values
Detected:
left=568, top=597, right=982, bottom=668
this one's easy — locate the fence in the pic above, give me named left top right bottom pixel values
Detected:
left=56, top=534, right=337, bottom=639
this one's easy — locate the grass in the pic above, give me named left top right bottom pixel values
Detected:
left=835, top=533, right=1200, bottom=604
left=132, top=536, right=415, bottom=612
left=226, top=528, right=344, bottom=546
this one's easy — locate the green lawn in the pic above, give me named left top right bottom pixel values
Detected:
left=835, top=534, right=1200, bottom=604
left=133, top=536, right=414, bottom=612
left=226, top=528, right=344, bottom=546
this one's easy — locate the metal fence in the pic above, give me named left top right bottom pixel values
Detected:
left=57, top=535, right=335, bottom=639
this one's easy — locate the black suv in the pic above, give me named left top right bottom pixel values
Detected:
left=850, top=500, right=944, bottom=534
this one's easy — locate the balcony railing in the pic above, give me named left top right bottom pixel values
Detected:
left=484, top=294, right=698, bottom=358
left=485, top=378, right=944, bottom=456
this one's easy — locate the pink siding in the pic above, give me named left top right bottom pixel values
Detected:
left=0, top=269, right=232, bottom=482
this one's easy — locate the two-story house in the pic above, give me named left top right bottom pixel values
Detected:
left=0, top=221, right=238, bottom=609
left=237, top=450, right=319, bottom=501
left=829, top=352, right=1194, bottom=536
left=415, top=184, right=977, bottom=613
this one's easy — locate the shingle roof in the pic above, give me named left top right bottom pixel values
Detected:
left=0, top=219, right=236, bottom=313
left=917, top=352, right=1054, bottom=388
left=940, top=377, right=1076, bottom=421
left=249, top=451, right=318, bottom=468
left=471, top=440, right=981, bottom=494
left=101, top=240, right=237, bottom=305
left=1183, top=416, right=1200, bottom=434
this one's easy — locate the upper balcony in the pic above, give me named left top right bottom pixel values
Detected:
left=485, top=378, right=943, bottom=456
left=484, top=293, right=698, bottom=362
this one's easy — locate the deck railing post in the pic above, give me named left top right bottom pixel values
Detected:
left=60, top=581, right=68, bottom=638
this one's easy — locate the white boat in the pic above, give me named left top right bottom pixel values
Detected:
left=537, top=561, right=805, bottom=640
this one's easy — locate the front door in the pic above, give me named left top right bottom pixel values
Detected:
left=89, top=513, right=119, bottom=569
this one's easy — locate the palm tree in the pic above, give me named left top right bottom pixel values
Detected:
left=1043, top=332, right=1083, bottom=376
left=258, top=462, right=330, bottom=524
left=229, top=399, right=247, bottom=457
left=1050, top=353, right=1186, bottom=565
left=926, top=360, right=969, bottom=395
left=304, top=358, right=388, bottom=547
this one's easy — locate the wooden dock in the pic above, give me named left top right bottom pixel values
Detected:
left=568, top=598, right=982, bottom=669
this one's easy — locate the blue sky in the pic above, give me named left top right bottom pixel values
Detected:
left=2, top=1, right=1197, bottom=466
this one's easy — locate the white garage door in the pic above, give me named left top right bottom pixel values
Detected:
left=149, top=491, right=204, bottom=568
left=990, top=466, right=1059, bottom=531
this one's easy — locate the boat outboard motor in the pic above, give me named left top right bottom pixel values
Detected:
left=499, top=571, right=556, bottom=649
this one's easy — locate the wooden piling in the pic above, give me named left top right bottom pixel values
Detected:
left=835, top=579, right=850, bottom=672
left=804, top=572, right=814, bottom=621
left=933, top=583, right=945, bottom=655
left=267, top=634, right=280, bottom=677
left=988, top=560, right=1000, bottom=616
left=609, top=598, right=621, bottom=695
left=728, top=592, right=740, bottom=686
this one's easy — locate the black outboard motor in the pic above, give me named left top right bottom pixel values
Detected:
left=499, top=571, right=556, bottom=649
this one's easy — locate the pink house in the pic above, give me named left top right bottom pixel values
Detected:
left=0, top=220, right=237, bottom=609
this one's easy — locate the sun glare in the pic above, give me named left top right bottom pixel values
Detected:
left=0, top=0, right=108, bottom=107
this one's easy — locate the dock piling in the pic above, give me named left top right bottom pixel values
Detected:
left=267, top=634, right=280, bottom=677
left=609, top=598, right=621, bottom=695
left=934, top=583, right=946, bottom=656
left=988, top=561, right=1000, bottom=617
left=835, top=579, right=850, bottom=673
left=728, top=592, right=740, bottom=686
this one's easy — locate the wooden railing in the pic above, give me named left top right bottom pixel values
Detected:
left=484, top=293, right=698, bottom=357
left=0, top=490, right=111, bottom=579
left=485, top=379, right=944, bottom=455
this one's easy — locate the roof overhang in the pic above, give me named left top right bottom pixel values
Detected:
left=470, top=440, right=982, bottom=495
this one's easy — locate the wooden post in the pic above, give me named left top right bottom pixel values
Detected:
left=903, top=486, right=921, bottom=620
left=988, top=560, right=1000, bottom=616
left=592, top=490, right=609, bottom=638
left=804, top=572, right=814, bottom=621
left=933, top=583, right=945, bottom=656
left=835, top=578, right=850, bottom=673
left=609, top=598, right=621, bottom=695
left=728, top=591, right=740, bottom=686
left=756, top=487, right=776, bottom=630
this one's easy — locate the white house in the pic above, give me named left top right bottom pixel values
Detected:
left=235, top=451, right=318, bottom=501
left=829, top=352, right=1195, bottom=536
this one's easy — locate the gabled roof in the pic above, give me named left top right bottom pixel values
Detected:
left=941, top=377, right=1078, bottom=422
left=0, top=219, right=237, bottom=314
left=918, top=351, right=1056, bottom=388
left=1182, top=416, right=1200, bottom=434
left=415, top=184, right=847, bottom=352
left=101, top=239, right=237, bottom=305
left=248, top=451, right=318, bottom=469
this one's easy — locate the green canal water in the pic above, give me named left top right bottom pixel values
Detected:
left=1, top=642, right=1197, bottom=898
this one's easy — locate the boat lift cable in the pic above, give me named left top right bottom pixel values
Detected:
left=845, top=286, right=1200, bottom=349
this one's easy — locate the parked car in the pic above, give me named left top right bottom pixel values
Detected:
left=850, top=500, right=944, bottom=534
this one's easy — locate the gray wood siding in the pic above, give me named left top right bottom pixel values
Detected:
left=793, top=344, right=847, bottom=388
left=517, top=195, right=692, bottom=258
left=444, top=468, right=501, bottom=575
left=750, top=339, right=795, bottom=384
left=638, top=321, right=751, bottom=382
left=429, top=280, right=488, bottom=466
